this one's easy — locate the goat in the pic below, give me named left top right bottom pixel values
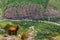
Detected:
left=7, top=25, right=19, bottom=35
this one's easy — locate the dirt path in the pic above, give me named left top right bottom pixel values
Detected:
left=40, top=21, right=60, bottom=26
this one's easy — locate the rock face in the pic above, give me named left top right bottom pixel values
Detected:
left=5, top=2, right=41, bottom=20
left=50, top=37, right=56, bottom=40
left=5, top=7, right=17, bottom=19
left=4, top=36, right=16, bottom=40
left=0, top=27, right=5, bottom=34
left=3, top=35, right=21, bottom=40
left=5, top=2, right=60, bottom=20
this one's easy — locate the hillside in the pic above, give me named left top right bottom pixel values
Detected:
left=0, top=0, right=60, bottom=22
left=0, top=20, right=60, bottom=40
left=0, top=0, right=60, bottom=40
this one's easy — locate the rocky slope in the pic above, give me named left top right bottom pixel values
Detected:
left=0, top=0, right=60, bottom=21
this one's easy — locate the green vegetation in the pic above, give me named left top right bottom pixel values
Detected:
left=49, top=0, right=60, bottom=10
left=0, top=0, right=60, bottom=40
left=0, top=20, right=60, bottom=40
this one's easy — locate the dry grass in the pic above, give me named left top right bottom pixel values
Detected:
left=55, top=35, right=60, bottom=40
left=0, top=35, right=4, bottom=40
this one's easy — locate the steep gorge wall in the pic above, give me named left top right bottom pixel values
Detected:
left=0, top=0, right=60, bottom=20
left=5, top=2, right=42, bottom=20
left=0, top=0, right=49, bottom=20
